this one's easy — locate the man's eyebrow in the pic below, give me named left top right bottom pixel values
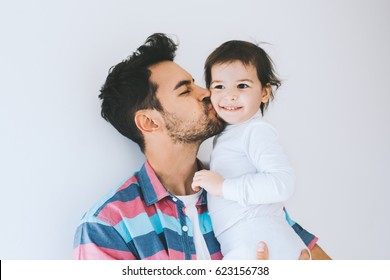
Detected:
left=173, top=78, right=194, bottom=91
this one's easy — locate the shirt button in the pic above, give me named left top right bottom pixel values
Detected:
left=172, top=197, right=178, bottom=202
left=182, top=225, right=189, bottom=232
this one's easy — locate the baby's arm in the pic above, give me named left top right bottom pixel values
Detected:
left=192, top=169, right=224, bottom=196
left=223, top=122, right=295, bottom=206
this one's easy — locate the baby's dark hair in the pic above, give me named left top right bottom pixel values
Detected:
left=204, top=40, right=281, bottom=115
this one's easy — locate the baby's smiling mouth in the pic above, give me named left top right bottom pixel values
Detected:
left=220, top=106, right=243, bottom=111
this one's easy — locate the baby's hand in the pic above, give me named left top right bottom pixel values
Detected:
left=192, top=170, right=224, bottom=196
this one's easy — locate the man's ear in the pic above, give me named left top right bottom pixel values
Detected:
left=261, top=84, right=272, bottom=103
left=134, top=110, right=161, bottom=133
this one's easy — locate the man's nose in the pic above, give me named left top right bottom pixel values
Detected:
left=195, top=85, right=211, bottom=101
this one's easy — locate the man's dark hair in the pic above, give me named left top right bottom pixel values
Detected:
left=204, top=40, right=281, bottom=115
left=99, top=33, right=177, bottom=152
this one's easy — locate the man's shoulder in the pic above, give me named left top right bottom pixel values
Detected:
left=80, top=173, right=143, bottom=226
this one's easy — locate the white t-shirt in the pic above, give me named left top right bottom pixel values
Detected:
left=177, top=190, right=211, bottom=260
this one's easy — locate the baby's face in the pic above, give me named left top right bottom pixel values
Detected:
left=210, top=61, right=270, bottom=125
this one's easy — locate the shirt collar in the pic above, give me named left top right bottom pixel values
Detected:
left=138, top=159, right=206, bottom=206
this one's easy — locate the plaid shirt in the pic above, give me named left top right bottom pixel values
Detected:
left=73, top=160, right=317, bottom=260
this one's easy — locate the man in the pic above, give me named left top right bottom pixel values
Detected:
left=73, top=33, right=330, bottom=260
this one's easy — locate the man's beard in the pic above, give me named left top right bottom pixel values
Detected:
left=163, top=103, right=225, bottom=144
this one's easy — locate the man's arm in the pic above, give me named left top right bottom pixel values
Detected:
left=74, top=220, right=137, bottom=260
left=310, top=244, right=332, bottom=260
left=283, top=209, right=332, bottom=259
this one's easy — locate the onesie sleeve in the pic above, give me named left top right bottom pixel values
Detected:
left=222, top=122, right=295, bottom=206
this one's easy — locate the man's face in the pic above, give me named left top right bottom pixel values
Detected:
left=149, top=61, right=224, bottom=143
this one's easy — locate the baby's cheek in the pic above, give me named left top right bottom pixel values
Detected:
left=210, top=92, right=218, bottom=107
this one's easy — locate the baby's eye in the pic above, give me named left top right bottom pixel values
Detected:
left=237, top=83, right=249, bottom=89
left=213, top=84, right=224, bottom=90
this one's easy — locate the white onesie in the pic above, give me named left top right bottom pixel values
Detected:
left=208, top=110, right=308, bottom=259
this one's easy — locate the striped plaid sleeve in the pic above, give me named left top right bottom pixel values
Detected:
left=283, top=208, right=319, bottom=250
left=73, top=217, right=137, bottom=260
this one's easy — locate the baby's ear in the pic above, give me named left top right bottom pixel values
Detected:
left=261, top=83, right=272, bottom=103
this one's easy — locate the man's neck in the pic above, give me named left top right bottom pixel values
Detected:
left=145, top=141, right=201, bottom=196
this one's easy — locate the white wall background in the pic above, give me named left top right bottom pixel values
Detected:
left=1, top=0, right=389, bottom=260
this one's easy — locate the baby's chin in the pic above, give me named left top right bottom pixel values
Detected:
left=215, top=112, right=228, bottom=125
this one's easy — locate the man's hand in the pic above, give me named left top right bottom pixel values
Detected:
left=255, top=241, right=311, bottom=260
left=192, top=170, right=224, bottom=196
left=298, top=249, right=311, bottom=260
left=255, top=241, right=269, bottom=260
